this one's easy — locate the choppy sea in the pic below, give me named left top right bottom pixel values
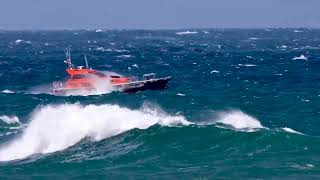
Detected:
left=0, top=29, right=320, bottom=179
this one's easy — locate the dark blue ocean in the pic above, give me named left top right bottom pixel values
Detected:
left=0, top=29, right=320, bottom=179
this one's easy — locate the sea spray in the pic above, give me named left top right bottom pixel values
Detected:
left=0, top=103, right=188, bottom=161
left=0, top=115, right=21, bottom=125
left=1, top=89, right=15, bottom=94
left=216, top=110, right=264, bottom=131
left=197, top=110, right=264, bottom=132
left=281, top=127, right=304, bottom=135
left=28, top=71, right=120, bottom=96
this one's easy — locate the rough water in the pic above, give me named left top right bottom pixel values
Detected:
left=0, top=29, right=320, bottom=179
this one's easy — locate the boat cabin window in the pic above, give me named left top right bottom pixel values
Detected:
left=93, top=72, right=106, bottom=77
left=72, top=72, right=107, bottom=79
left=72, top=74, right=87, bottom=79
left=72, top=74, right=97, bottom=79
left=110, top=75, right=121, bottom=78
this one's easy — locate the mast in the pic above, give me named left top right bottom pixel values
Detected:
left=84, top=54, right=89, bottom=69
left=64, top=47, right=74, bottom=69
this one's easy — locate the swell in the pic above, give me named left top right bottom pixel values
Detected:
left=0, top=102, right=307, bottom=162
left=1, top=124, right=319, bottom=179
left=0, top=103, right=189, bottom=161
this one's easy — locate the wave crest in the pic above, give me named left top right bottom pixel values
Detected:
left=0, top=103, right=188, bottom=161
left=0, top=115, right=20, bottom=124
left=214, top=110, right=264, bottom=131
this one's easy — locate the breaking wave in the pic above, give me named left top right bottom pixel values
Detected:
left=216, top=110, right=264, bottom=130
left=281, top=127, right=304, bottom=135
left=292, top=54, right=308, bottom=61
left=0, top=103, right=189, bottom=161
left=176, top=31, right=198, bottom=35
left=0, top=115, right=20, bottom=124
left=199, top=110, right=265, bottom=132
left=1, top=90, right=15, bottom=94
left=0, top=104, right=301, bottom=162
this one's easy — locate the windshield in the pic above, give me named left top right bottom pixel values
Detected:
left=93, top=72, right=106, bottom=77
left=72, top=74, right=101, bottom=79
left=72, top=74, right=87, bottom=79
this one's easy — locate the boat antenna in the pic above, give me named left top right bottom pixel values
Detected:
left=84, top=54, right=89, bottom=69
left=64, top=47, right=74, bottom=69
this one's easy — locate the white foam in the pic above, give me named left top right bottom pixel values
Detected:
left=117, top=55, right=133, bottom=58
left=0, top=115, right=20, bottom=124
left=14, top=39, right=31, bottom=44
left=176, top=93, right=186, bottom=96
left=281, top=127, right=304, bottom=135
left=216, top=110, right=264, bottom=131
left=114, top=49, right=129, bottom=53
left=238, top=64, right=257, bottom=67
left=203, top=30, right=209, bottom=34
left=210, top=70, right=220, bottom=74
left=1, top=89, right=14, bottom=94
left=96, top=47, right=105, bottom=51
left=132, top=64, right=139, bottom=68
left=176, top=31, right=198, bottom=35
left=14, top=39, right=23, bottom=43
left=292, top=54, right=308, bottom=61
left=0, top=103, right=189, bottom=161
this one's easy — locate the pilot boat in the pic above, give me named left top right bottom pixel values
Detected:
left=52, top=48, right=171, bottom=95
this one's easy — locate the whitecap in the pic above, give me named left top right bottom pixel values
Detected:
left=203, top=31, right=210, bottom=34
left=132, top=64, right=139, bottom=68
left=281, top=127, right=304, bottom=135
left=215, top=110, right=264, bottom=131
left=176, top=93, right=186, bottom=96
left=0, top=115, right=20, bottom=125
left=176, top=31, right=198, bottom=35
left=210, top=70, right=220, bottom=74
left=114, top=49, right=129, bottom=53
left=0, top=103, right=190, bottom=161
left=292, top=54, right=308, bottom=61
left=1, top=89, right=14, bottom=94
left=96, top=47, right=105, bottom=51
left=14, top=39, right=31, bottom=44
left=14, top=39, right=23, bottom=43
left=238, top=64, right=257, bottom=67
left=117, top=55, right=133, bottom=58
